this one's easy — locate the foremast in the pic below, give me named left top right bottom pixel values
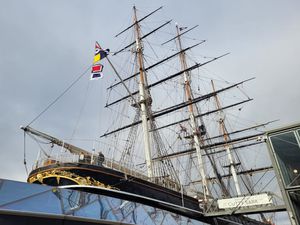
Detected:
left=175, top=25, right=210, bottom=202
left=104, top=6, right=181, bottom=187
left=133, top=6, right=153, bottom=178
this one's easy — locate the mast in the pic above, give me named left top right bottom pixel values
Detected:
left=211, top=80, right=242, bottom=196
left=133, top=6, right=153, bottom=178
left=175, top=25, right=209, bottom=202
left=106, top=53, right=230, bottom=108
left=107, top=42, right=203, bottom=90
left=102, top=80, right=253, bottom=138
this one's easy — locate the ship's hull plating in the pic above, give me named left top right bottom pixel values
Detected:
left=28, top=163, right=201, bottom=212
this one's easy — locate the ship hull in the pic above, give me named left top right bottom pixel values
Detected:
left=28, top=163, right=201, bottom=212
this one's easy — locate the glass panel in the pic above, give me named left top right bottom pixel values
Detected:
left=161, top=213, right=178, bottom=225
left=1, top=189, right=62, bottom=214
left=145, top=206, right=164, bottom=224
left=123, top=202, right=139, bottom=224
left=60, top=189, right=84, bottom=214
left=0, top=179, right=52, bottom=206
left=0, top=179, right=209, bottom=225
left=289, top=190, right=300, bottom=221
left=135, top=205, right=156, bottom=225
left=270, top=131, right=300, bottom=186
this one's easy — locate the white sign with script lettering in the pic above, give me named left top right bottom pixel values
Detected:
left=217, top=193, right=272, bottom=209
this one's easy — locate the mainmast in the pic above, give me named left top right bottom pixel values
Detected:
left=175, top=25, right=209, bottom=201
left=133, top=6, right=153, bottom=178
left=211, top=80, right=242, bottom=196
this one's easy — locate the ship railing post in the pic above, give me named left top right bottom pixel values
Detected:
left=35, top=148, right=41, bottom=169
left=181, top=184, right=185, bottom=207
left=91, top=142, right=95, bottom=165
left=60, top=140, right=65, bottom=163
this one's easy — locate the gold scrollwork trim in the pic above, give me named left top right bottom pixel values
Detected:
left=28, top=169, right=118, bottom=190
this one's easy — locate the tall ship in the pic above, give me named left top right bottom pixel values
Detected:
left=21, top=6, right=286, bottom=225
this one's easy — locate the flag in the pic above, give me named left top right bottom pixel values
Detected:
left=91, top=72, right=103, bottom=80
left=93, top=49, right=109, bottom=63
left=91, top=63, right=104, bottom=80
left=93, top=41, right=109, bottom=63
left=91, top=64, right=103, bottom=73
left=95, top=41, right=101, bottom=54
left=91, top=42, right=109, bottom=80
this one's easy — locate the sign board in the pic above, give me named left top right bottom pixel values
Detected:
left=217, top=193, right=272, bottom=209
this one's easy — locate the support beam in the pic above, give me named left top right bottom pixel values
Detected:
left=192, top=166, right=274, bottom=183
left=115, top=6, right=163, bottom=37
left=107, top=42, right=203, bottom=90
left=114, top=20, right=172, bottom=55
left=105, top=54, right=234, bottom=107
left=161, top=25, right=200, bottom=45
left=102, top=83, right=244, bottom=137
left=150, top=99, right=253, bottom=132
left=152, top=133, right=265, bottom=161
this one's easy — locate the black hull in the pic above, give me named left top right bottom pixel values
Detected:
left=28, top=163, right=201, bottom=212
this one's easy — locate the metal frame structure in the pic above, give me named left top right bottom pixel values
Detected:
left=266, top=122, right=300, bottom=225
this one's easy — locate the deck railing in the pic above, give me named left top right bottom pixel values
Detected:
left=34, top=154, right=148, bottom=181
left=34, top=153, right=180, bottom=192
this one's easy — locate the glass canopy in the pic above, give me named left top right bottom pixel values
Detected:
left=270, top=130, right=300, bottom=186
left=0, top=179, right=207, bottom=225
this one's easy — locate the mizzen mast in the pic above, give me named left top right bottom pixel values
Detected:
left=211, top=80, right=242, bottom=196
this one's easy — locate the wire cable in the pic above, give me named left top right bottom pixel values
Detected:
left=23, top=131, right=29, bottom=176
left=26, top=65, right=91, bottom=126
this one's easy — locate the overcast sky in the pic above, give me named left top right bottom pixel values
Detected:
left=0, top=1, right=299, bottom=222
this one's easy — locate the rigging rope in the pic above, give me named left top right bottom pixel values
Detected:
left=23, top=131, right=29, bottom=176
left=119, top=109, right=140, bottom=166
left=70, top=80, right=91, bottom=139
left=27, top=132, right=51, bottom=158
left=26, top=65, right=91, bottom=126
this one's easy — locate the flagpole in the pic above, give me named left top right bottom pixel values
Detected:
left=105, top=56, right=141, bottom=110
